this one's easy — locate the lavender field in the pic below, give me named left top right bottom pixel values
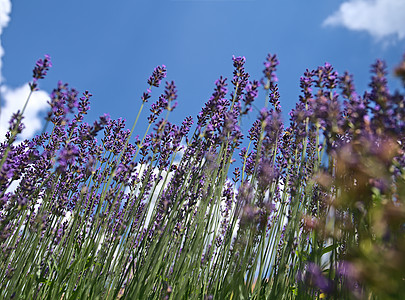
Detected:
left=0, top=52, right=404, bottom=299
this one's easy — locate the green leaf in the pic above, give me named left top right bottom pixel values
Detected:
left=321, top=244, right=338, bottom=256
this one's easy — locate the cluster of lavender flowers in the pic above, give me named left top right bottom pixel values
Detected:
left=0, top=52, right=404, bottom=299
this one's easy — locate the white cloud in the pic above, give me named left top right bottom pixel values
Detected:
left=0, top=0, right=50, bottom=142
left=324, top=0, right=405, bottom=41
left=0, top=84, right=49, bottom=140
left=0, top=0, right=11, bottom=82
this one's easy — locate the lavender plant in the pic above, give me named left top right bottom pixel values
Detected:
left=0, top=52, right=404, bottom=300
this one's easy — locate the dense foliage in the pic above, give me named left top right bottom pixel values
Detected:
left=0, top=53, right=404, bottom=299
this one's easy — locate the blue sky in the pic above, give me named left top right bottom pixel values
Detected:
left=0, top=0, right=405, bottom=140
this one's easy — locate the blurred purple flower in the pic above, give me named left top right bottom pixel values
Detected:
left=56, top=143, right=79, bottom=173
left=298, top=262, right=333, bottom=294
left=261, top=53, right=279, bottom=87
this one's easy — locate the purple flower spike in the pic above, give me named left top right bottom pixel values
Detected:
left=30, top=54, right=52, bottom=91
left=78, top=91, right=92, bottom=115
left=164, top=81, right=177, bottom=102
left=322, top=62, right=338, bottom=90
left=141, top=91, right=151, bottom=103
left=242, top=80, right=260, bottom=115
left=197, top=76, right=228, bottom=128
left=147, top=64, right=167, bottom=88
left=262, top=53, right=279, bottom=87
left=148, top=95, right=166, bottom=123
left=232, top=55, right=246, bottom=69
left=46, top=81, right=78, bottom=125
left=231, top=55, right=249, bottom=90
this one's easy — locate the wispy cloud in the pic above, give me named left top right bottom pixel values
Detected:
left=323, top=0, right=405, bottom=41
left=0, top=0, right=49, bottom=141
